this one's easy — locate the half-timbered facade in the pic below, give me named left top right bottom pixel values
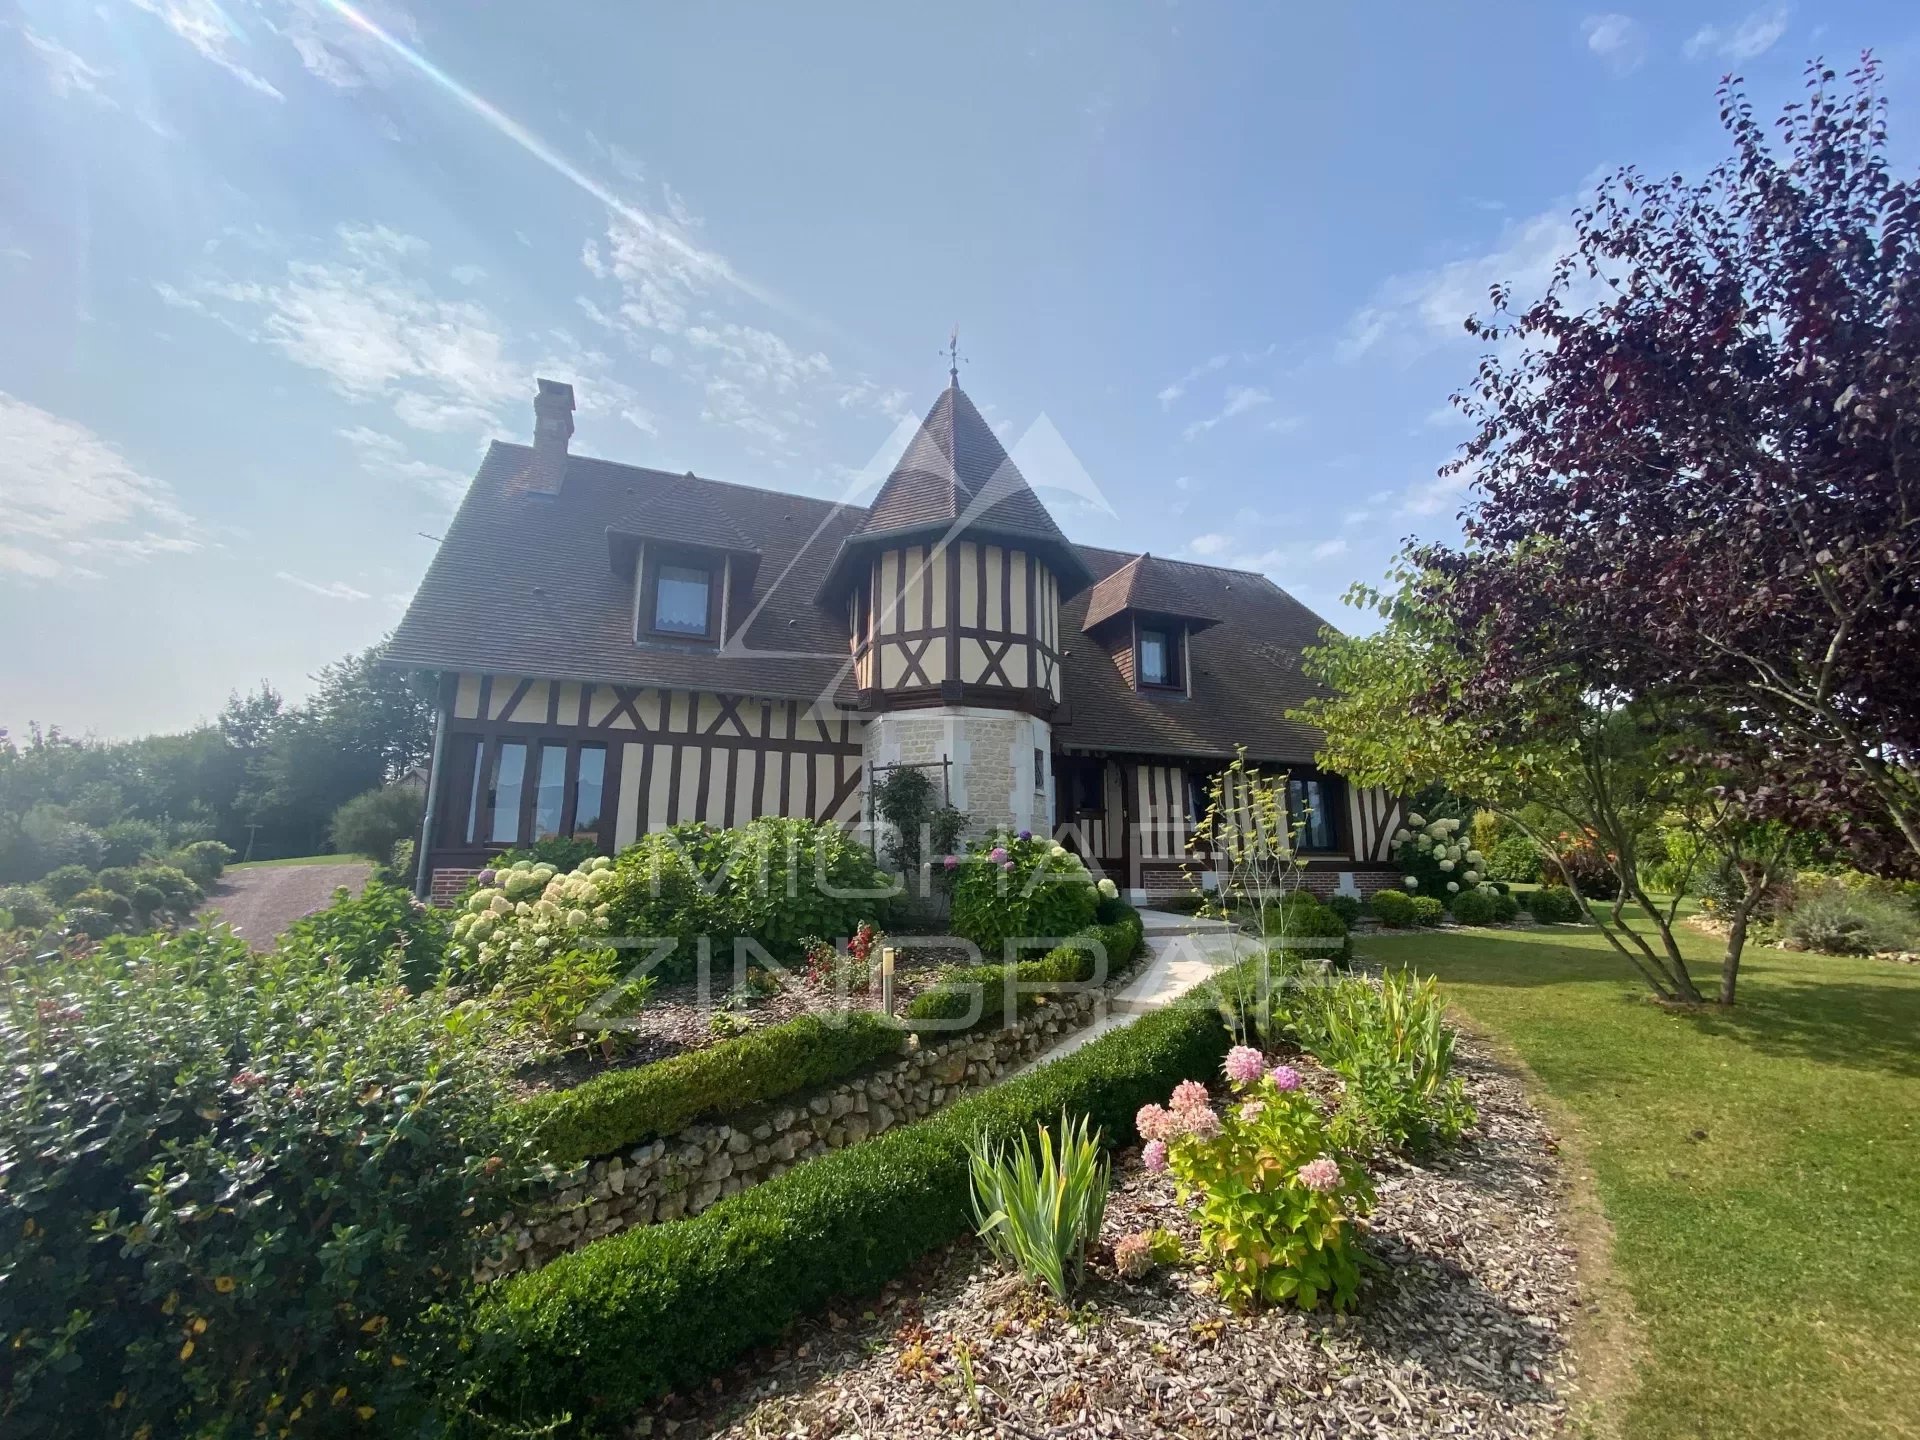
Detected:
left=390, top=375, right=1404, bottom=903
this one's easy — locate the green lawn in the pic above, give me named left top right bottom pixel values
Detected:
left=1365, top=919, right=1920, bottom=1439
left=226, top=854, right=367, bottom=871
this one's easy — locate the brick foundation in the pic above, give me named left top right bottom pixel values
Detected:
left=429, top=867, right=483, bottom=907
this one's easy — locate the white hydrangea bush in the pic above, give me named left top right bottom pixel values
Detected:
left=1397, top=812, right=1502, bottom=902
left=449, top=855, right=621, bottom=988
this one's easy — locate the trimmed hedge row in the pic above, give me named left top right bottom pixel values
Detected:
left=904, top=906, right=1146, bottom=1027
left=466, top=991, right=1229, bottom=1433
left=516, top=1012, right=906, bottom=1166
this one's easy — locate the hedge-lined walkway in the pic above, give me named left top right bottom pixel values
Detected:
left=650, top=1029, right=1581, bottom=1438
left=197, top=860, right=370, bottom=950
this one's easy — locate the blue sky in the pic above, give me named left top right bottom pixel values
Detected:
left=4, top=1, right=1916, bottom=737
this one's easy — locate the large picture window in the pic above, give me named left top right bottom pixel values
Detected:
left=443, top=735, right=614, bottom=851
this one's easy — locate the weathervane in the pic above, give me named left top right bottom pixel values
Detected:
left=946, top=325, right=963, bottom=387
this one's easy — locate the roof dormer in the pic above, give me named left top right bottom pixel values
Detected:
left=1080, top=553, right=1222, bottom=695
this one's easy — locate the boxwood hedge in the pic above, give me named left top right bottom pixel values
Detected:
left=465, top=988, right=1228, bottom=1434
left=904, top=907, right=1145, bottom=1027
left=516, top=1011, right=906, bottom=1166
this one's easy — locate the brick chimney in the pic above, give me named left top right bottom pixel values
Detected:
left=526, top=378, right=575, bottom=494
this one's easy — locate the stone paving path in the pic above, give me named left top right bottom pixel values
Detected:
left=199, top=861, right=372, bottom=950
left=1011, top=908, right=1262, bottom=1074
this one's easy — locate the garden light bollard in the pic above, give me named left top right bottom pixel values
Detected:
left=881, top=945, right=896, bottom=1016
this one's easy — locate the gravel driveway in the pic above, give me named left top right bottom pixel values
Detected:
left=200, top=862, right=373, bottom=950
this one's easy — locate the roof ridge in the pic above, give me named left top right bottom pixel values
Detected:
left=492, top=441, right=875, bottom=515
left=1073, top=542, right=1282, bottom=585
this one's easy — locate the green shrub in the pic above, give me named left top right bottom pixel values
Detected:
left=466, top=995, right=1231, bottom=1432
left=1526, top=885, right=1582, bottom=923
left=98, top=818, right=166, bottom=869
left=279, top=877, right=450, bottom=988
left=327, top=783, right=425, bottom=862
left=69, top=885, right=131, bottom=920
left=951, top=833, right=1099, bottom=963
left=1484, top=833, right=1542, bottom=883
left=726, top=816, right=895, bottom=963
left=1410, top=895, right=1446, bottom=927
left=968, top=1111, right=1109, bottom=1300
left=602, top=833, right=737, bottom=982
left=1368, top=887, right=1416, bottom=926
left=1449, top=886, right=1498, bottom=925
left=1775, top=879, right=1920, bottom=955
left=1289, top=970, right=1475, bottom=1156
left=40, top=865, right=96, bottom=905
left=1325, top=893, right=1362, bottom=926
left=171, top=840, right=235, bottom=888
left=0, top=929, right=534, bottom=1440
left=1262, top=896, right=1351, bottom=966
left=517, top=1011, right=906, bottom=1165
left=0, top=885, right=54, bottom=930
left=135, top=864, right=202, bottom=908
left=1394, top=812, right=1481, bottom=898
left=127, top=881, right=168, bottom=918
left=63, top=906, right=118, bottom=940
left=1489, top=890, right=1520, bottom=923
left=906, top=910, right=1144, bottom=1029
left=92, top=865, right=142, bottom=898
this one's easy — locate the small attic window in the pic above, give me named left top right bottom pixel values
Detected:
left=640, top=547, right=720, bottom=642
left=1138, top=626, right=1181, bottom=689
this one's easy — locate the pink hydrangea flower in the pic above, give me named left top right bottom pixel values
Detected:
left=1223, top=1045, right=1266, bottom=1084
left=989, top=846, right=1008, bottom=863
left=1297, top=1157, right=1341, bottom=1193
left=1142, top=1139, right=1169, bottom=1172
left=1000, top=860, right=1016, bottom=873
left=942, top=854, right=959, bottom=870
left=1239, top=1100, right=1266, bottom=1121
left=1113, top=1230, right=1154, bottom=1279
left=1179, top=1105, right=1222, bottom=1139
left=1269, top=1064, right=1302, bottom=1093
left=1169, top=1079, right=1210, bottom=1112
left=1135, top=1103, right=1173, bottom=1142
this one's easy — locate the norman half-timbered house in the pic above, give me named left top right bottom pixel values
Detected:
left=389, top=376, right=1405, bottom=905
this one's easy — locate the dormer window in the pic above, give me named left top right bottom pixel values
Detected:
left=639, top=548, right=720, bottom=643
left=1138, top=625, right=1180, bottom=689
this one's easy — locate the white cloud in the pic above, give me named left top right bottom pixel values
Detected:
left=1398, top=464, right=1476, bottom=519
left=337, top=425, right=470, bottom=505
left=0, top=393, right=199, bottom=581
left=1187, top=532, right=1232, bottom=556
left=1183, top=384, right=1271, bottom=441
left=275, top=570, right=370, bottom=601
left=1156, top=353, right=1228, bottom=408
left=1341, top=508, right=1372, bottom=527
left=1684, top=6, right=1789, bottom=62
left=451, top=264, right=486, bottom=286
left=19, top=27, right=112, bottom=100
left=281, top=0, right=420, bottom=89
left=1339, top=205, right=1591, bottom=364
left=126, top=0, right=285, bottom=99
left=1581, top=13, right=1648, bottom=73
left=1264, top=414, right=1306, bottom=435
left=1312, top=538, right=1349, bottom=559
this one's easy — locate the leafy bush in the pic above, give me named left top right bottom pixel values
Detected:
left=1484, top=833, right=1543, bottom=883
left=128, top=881, right=168, bottom=918
left=1449, top=886, right=1498, bottom=925
left=951, top=833, right=1100, bottom=963
left=1526, top=885, right=1582, bottom=923
left=92, top=865, right=142, bottom=898
left=1368, top=888, right=1416, bottom=927
left=40, top=864, right=96, bottom=905
left=1775, top=879, right=1920, bottom=956
left=1325, top=893, right=1362, bottom=926
left=906, top=910, right=1145, bottom=1028
left=451, top=856, right=619, bottom=992
left=1488, top=889, right=1520, bottom=923
left=1549, top=832, right=1621, bottom=898
left=603, top=834, right=731, bottom=982
left=1290, top=972, right=1476, bottom=1156
left=0, top=885, right=54, bottom=930
left=968, top=1111, right=1109, bottom=1301
left=98, top=818, right=166, bottom=868
left=68, top=885, right=130, bottom=920
left=1392, top=812, right=1488, bottom=894
left=1410, top=895, right=1446, bottom=927
left=727, top=816, right=895, bottom=962
left=516, top=1011, right=906, bottom=1164
left=279, top=877, right=450, bottom=989
left=1261, top=895, right=1351, bottom=966
left=327, top=783, right=425, bottom=861
left=63, top=906, right=118, bottom=940
left=0, top=929, right=533, bottom=1439
left=466, top=994, right=1231, bottom=1432
left=170, top=839, right=235, bottom=888
left=1147, top=1055, right=1373, bottom=1310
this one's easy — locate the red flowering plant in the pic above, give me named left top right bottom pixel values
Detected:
left=1138, top=1046, right=1374, bottom=1312
left=798, top=920, right=885, bottom=992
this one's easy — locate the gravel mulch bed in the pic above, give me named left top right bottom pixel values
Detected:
left=507, top=941, right=971, bottom=1095
left=645, top=1032, right=1581, bottom=1439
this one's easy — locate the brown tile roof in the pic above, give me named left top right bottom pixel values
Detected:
left=1080, top=552, right=1223, bottom=632
left=389, top=428, right=1339, bottom=764
left=820, top=383, right=1093, bottom=600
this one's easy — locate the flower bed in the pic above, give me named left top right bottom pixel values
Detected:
left=635, top=1033, right=1579, bottom=1439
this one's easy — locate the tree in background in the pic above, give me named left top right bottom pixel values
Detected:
left=1418, top=59, right=1920, bottom=879
left=328, top=784, right=426, bottom=865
